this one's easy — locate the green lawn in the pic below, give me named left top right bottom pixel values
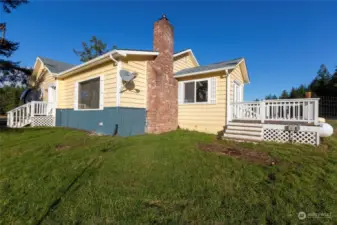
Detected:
left=0, top=121, right=337, bottom=224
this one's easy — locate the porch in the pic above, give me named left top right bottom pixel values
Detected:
left=7, top=101, right=55, bottom=128
left=224, top=98, right=321, bottom=145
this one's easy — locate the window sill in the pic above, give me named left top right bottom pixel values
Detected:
left=74, top=108, right=104, bottom=111
left=179, top=102, right=216, bottom=105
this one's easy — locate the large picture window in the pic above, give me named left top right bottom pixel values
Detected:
left=183, top=79, right=208, bottom=103
left=78, top=77, right=100, bottom=109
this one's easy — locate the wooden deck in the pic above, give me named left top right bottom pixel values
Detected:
left=232, top=120, right=317, bottom=126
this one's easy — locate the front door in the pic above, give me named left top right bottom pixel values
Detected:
left=233, top=82, right=242, bottom=103
left=232, top=81, right=242, bottom=119
left=48, top=85, right=56, bottom=115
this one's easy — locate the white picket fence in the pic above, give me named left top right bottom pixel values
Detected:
left=7, top=101, right=55, bottom=128
left=231, top=98, right=320, bottom=125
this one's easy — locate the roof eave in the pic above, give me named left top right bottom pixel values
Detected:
left=33, top=57, right=53, bottom=75
left=173, top=49, right=199, bottom=66
left=174, top=66, right=234, bottom=79
left=238, top=58, right=250, bottom=84
left=56, top=50, right=160, bottom=78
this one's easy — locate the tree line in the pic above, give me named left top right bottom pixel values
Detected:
left=265, top=64, right=337, bottom=100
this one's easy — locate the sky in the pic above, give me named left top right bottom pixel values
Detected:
left=2, top=1, right=337, bottom=100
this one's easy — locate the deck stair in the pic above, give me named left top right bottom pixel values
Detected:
left=7, top=101, right=53, bottom=128
left=223, top=122, right=263, bottom=142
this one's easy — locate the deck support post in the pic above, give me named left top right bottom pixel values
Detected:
left=314, top=99, right=319, bottom=125
left=260, top=100, right=265, bottom=123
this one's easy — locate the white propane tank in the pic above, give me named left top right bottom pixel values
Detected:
left=319, top=123, right=334, bottom=137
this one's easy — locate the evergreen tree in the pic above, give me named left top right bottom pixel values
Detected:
left=73, top=36, right=111, bottom=62
left=330, top=67, right=337, bottom=95
left=279, top=90, right=290, bottom=99
left=309, top=64, right=331, bottom=96
left=289, top=85, right=307, bottom=98
left=265, top=94, right=278, bottom=100
left=0, top=0, right=31, bottom=87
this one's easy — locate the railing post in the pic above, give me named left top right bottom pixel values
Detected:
left=260, top=100, right=265, bottom=123
left=31, top=101, right=35, bottom=117
left=314, top=99, right=319, bottom=125
left=7, top=113, right=9, bottom=127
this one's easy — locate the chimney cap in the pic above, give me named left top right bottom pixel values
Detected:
left=159, top=14, right=169, bottom=21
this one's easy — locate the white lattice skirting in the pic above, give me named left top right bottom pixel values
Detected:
left=263, top=128, right=319, bottom=145
left=31, top=116, right=55, bottom=127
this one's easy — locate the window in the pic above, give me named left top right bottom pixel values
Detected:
left=78, top=77, right=100, bottom=109
left=183, top=79, right=209, bottom=103
left=184, top=82, right=195, bottom=103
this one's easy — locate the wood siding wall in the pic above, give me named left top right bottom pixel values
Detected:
left=57, top=62, right=117, bottom=109
left=173, top=54, right=196, bottom=73
left=177, top=72, right=228, bottom=134
left=230, top=66, right=245, bottom=103
left=177, top=65, right=246, bottom=134
left=34, top=61, right=56, bottom=102
left=119, top=56, right=149, bottom=108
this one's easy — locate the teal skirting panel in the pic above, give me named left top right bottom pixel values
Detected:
left=55, top=107, right=146, bottom=136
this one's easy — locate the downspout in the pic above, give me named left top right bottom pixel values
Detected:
left=226, top=69, right=231, bottom=125
left=109, top=54, right=122, bottom=135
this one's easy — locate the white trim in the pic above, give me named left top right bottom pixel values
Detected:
left=54, top=80, right=59, bottom=126
left=173, top=49, right=199, bottom=66
left=57, top=51, right=122, bottom=78
left=33, top=57, right=53, bottom=75
left=56, top=50, right=158, bottom=78
left=226, top=72, right=231, bottom=124
left=55, top=80, right=59, bottom=108
left=263, top=123, right=320, bottom=131
left=179, top=77, right=214, bottom=105
left=118, top=50, right=159, bottom=56
left=116, top=61, right=122, bottom=106
left=174, top=66, right=234, bottom=79
left=74, top=75, right=104, bottom=111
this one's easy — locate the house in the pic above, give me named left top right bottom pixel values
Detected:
left=7, top=15, right=321, bottom=145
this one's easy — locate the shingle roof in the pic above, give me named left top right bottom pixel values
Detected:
left=174, top=58, right=243, bottom=77
left=39, top=57, right=76, bottom=74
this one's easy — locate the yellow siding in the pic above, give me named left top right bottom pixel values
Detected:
left=177, top=72, right=228, bottom=134
left=57, top=62, right=117, bottom=109
left=34, top=62, right=56, bottom=102
left=41, top=73, right=56, bottom=102
left=229, top=66, right=245, bottom=103
left=119, top=56, right=149, bottom=108
left=173, top=54, right=197, bottom=73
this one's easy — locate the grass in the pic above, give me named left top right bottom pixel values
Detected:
left=0, top=121, right=337, bottom=224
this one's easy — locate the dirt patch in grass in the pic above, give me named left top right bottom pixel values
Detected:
left=55, top=144, right=70, bottom=151
left=198, top=143, right=277, bottom=165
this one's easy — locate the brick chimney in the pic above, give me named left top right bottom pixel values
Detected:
left=146, top=15, right=178, bottom=133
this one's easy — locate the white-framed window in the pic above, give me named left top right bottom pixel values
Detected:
left=178, top=77, right=216, bottom=104
left=74, top=75, right=104, bottom=110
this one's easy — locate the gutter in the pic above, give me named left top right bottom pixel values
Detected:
left=56, top=50, right=125, bottom=78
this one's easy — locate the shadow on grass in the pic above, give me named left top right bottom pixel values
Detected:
left=35, top=157, right=103, bottom=225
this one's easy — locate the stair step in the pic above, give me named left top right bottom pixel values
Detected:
left=228, top=122, right=263, bottom=128
left=227, top=126, right=262, bottom=131
left=223, top=133, right=263, bottom=142
left=225, top=130, right=262, bottom=136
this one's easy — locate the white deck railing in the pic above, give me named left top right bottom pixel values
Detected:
left=7, top=101, right=54, bottom=128
left=231, top=98, right=320, bottom=125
